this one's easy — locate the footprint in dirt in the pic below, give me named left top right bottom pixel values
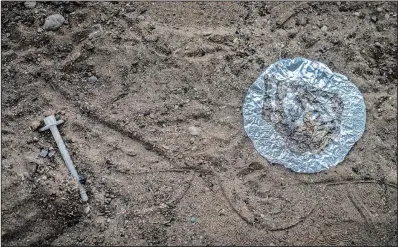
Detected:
left=220, top=160, right=322, bottom=231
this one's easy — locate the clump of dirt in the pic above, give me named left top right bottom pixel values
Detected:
left=1, top=1, right=397, bottom=246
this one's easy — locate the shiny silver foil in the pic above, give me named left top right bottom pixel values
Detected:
left=243, top=57, right=366, bottom=173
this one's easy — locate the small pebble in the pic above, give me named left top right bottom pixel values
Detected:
left=377, top=7, right=383, bottom=12
left=188, top=126, right=201, bottom=136
left=320, top=25, right=328, bottom=32
left=87, top=76, right=98, bottom=83
left=375, top=42, right=383, bottom=49
left=190, top=216, right=198, bottom=224
left=371, top=16, right=378, bottom=23
left=48, top=150, right=55, bottom=158
left=30, top=120, right=41, bottom=131
left=84, top=41, right=95, bottom=50
left=32, top=137, right=39, bottom=142
left=24, top=1, right=36, bottom=9
left=39, top=148, right=48, bottom=157
left=84, top=205, right=91, bottom=214
left=37, top=28, right=43, bottom=33
left=43, top=14, right=65, bottom=31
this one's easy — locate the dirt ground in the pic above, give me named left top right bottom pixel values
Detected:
left=1, top=1, right=397, bottom=246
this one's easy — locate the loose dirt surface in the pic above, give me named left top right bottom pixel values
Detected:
left=1, top=1, right=397, bottom=246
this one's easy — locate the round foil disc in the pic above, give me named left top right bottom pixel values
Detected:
left=243, top=57, right=366, bottom=173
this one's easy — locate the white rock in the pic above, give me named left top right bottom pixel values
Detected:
left=321, top=25, right=328, bottom=32
left=188, top=126, right=201, bottom=136
left=24, top=1, right=36, bottom=9
left=43, top=14, right=65, bottom=31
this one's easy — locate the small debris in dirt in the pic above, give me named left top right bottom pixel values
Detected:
left=248, top=162, right=264, bottom=170
left=190, top=216, right=198, bottom=224
left=188, top=126, right=201, bottom=136
left=48, top=150, right=55, bottom=158
left=37, top=27, right=43, bottom=33
left=24, top=1, right=36, bottom=9
left=89, top=31, right=102, bottom=40
left=39, top=148, right=49, bottom=158
left=44, top=111, right=52, bottom=117
left=32, top=137, right=39, bottom=142
left=320, top=25, right=328, bottom=32
left=126, top=150, right=138, bottom=157
left=105, top=197, right=112, bottom=204
left=43, top=14, right=65, bottom=31
left=352, top=167, right=359, bottom=174
left=87, top=76, right=98, bottom=83
left=376, top=7, right=383, bottom=12
left=84, top=41, right=95, bottom=50
left=374, top=42, right=383, bottom=49
left=67, top=136, right=76, bottom=143
left=371, top=16, right=378, bottom=23
left=52, top=1, right=68, bottom=6
left=219, top=209, right=226, bottom=216
left=79, top=174, right=87, bottom=185
left=84, top=205, right=91, bottom=214
left=354, top=12, right=365, bottom=19
left=68, top=51, right=81, bottom=65
left=30, top=120, right=41, bottom=131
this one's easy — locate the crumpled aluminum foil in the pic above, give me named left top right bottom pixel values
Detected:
left=243, top=57, right=366, bottom=173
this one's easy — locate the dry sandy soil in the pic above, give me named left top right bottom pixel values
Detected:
left=1, top=1, right=397, bottom=246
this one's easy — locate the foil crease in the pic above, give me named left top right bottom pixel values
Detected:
left=243, top=57, right=366, bottom=173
